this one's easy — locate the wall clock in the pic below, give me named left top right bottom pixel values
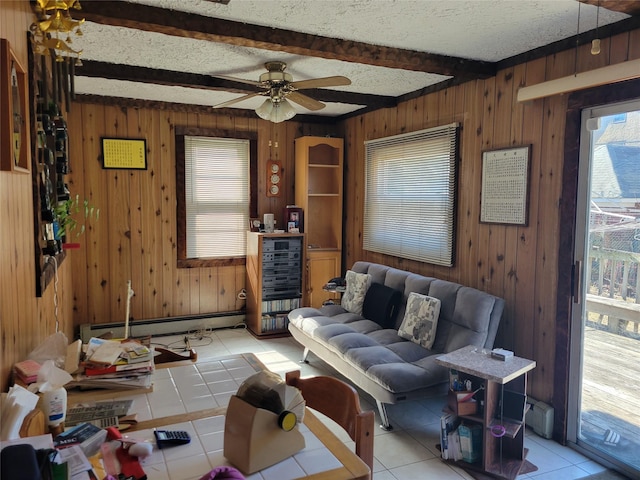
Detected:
left=266, top=159, right=282, bottom=197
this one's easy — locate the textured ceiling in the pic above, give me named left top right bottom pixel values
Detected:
left=62, top=0, right=632, bottom=119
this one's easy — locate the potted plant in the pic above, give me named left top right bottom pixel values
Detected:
left=54, top=194, right=99, bottom=249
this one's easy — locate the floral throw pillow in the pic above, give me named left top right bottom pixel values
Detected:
left=398, top=292, right=441, bottom=349
left=341, top=270, right=371, bottom=315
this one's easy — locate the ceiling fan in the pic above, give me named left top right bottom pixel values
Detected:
left=212, top=61, right=351, bottom=122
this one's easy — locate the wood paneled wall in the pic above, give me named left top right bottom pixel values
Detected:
left=0, top=1, right=75, bottom=392
left=2, top=0, right=639, bottom=415
left=340, top=30, right=640, bottom=404
left=64, top=104, right=335, bottom=326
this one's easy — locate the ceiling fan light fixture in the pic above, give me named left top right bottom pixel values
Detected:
left=256, top=98, right=296, bottom=123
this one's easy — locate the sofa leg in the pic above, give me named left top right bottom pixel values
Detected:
left=376, top=401, right=393, bottom=431
left=300, top=347, right=310, bottom=364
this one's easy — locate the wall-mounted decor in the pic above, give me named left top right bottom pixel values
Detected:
left=480, top=145, right=531, bottom=226
left=101, top=137, right=147, bottom=169
left=1, top=39, right=31, bottom=173
left=266, top=159, right=282, bottom=197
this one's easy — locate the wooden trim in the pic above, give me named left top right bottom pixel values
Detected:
left=175, top=127, right=258, bottom=268
left=554, top=76, right=640, bottom=442
left=79, top=0, right=493, bottom=79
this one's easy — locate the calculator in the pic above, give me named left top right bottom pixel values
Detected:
left=154, top=430, right=191, bottom=448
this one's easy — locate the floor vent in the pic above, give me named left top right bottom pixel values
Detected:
left=526, top=398, right=554, bottom=439
left=79, top=312, right=245, bottom=343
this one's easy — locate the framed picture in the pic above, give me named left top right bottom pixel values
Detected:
left=101, top=137, right=147, bottom=169
left=480, top=145, right=531, bottom=226
left=249, top=218, right=261, bottom=232
left=284, top=205, right=303, bottom=233
left=1, top=39, right=30, bottom=173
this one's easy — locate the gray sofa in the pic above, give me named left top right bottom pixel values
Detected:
left=287, top=261, right=504, bottom=429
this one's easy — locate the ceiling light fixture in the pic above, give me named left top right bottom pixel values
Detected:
left=255, top=87, right=297, bottom=123
left=30, top=0, right=85, bottom=65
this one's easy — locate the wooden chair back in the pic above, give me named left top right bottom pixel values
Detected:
left=285, top=370, right=374, bottom=472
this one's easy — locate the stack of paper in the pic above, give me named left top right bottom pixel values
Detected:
left=69, top=338, right=154, bottom=390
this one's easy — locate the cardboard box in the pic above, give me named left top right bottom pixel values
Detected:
left=448, top=390, right=478, bottom=416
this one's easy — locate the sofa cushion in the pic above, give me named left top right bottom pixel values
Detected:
left=398, top=293, right=441, bottom=349
left=341, top=270, right=371, bottom=315
left=362, top=283, right=402, bottom=328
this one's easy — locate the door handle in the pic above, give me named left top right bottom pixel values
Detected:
left=573, top=260, right=583, bottom=304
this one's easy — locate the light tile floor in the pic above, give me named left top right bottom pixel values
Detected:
left=150, top=327, right=626, bottom=480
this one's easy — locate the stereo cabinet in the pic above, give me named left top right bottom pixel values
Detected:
left=245, top=232, right=305, bottom=337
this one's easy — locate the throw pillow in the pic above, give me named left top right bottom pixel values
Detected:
left=341, top=270, right=371, bottom=315
left=362, top=283, right=402, bottom=328
left=398, top=292, right=441, bottom=349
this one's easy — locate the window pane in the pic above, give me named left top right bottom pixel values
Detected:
left=185, top=136, right=250, bottom=258
left=363, top=123, right=458, bottom=266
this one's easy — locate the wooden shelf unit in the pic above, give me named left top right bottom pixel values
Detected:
left=294, top=136, right=343, bottom=308
left=436, top=346, right=537, bottom=480
left=245, top=232, right=305, bottom=337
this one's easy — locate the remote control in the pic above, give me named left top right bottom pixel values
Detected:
left=154, top=430, right=191, bottom=448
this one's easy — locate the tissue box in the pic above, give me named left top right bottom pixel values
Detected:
left=448, top=390, right=478, bottom=416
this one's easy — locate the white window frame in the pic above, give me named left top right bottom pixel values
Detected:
left=363, top=123, right=459, bottom=266
left=183, top=135, right=250, bottom=260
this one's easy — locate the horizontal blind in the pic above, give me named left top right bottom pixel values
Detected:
left=185, top=136, right=250, bottom=258
left=363, top=123, right=458, bottom=266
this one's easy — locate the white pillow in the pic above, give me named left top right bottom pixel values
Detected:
left=341, top=270, right=371, bottom=315
left=398, top=292, right=441, bottom=349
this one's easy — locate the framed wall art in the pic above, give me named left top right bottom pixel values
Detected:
left=480, top=145, right=531, bottom=226
left=101, top=137, right=147, bottom=169
left=1, top=39, right=30, bottom=173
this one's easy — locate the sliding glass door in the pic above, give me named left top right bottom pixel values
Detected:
left=568, top=100, right=640, bottom=478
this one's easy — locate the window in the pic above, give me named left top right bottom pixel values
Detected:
left=363, top=123, right=459, bottom=266
left=176, top=128, right=257, bottom=267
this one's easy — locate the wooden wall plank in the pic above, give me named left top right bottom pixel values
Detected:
left=104, top=106, right=130, bottom=322
left=514, top=57, right=546, bottom=364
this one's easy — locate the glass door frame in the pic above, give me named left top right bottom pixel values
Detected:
left=566, top=98, right=640, bottom=478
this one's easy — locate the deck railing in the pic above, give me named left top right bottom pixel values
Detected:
left=586, top=248, right=640, bottom=335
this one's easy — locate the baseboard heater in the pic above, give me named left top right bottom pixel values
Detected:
left=79, top=312, right=245, bottom=343
left=526, top=397, right=554, bottom=439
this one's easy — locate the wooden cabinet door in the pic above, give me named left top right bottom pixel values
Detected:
left=306, top=250, right=341, bottom=309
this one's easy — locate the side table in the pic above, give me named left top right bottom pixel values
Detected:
left=435, top=345, right=536, bottom=480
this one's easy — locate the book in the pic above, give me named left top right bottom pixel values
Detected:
left=440, top=412, right=459, bottom=460
left=122, top=343, right=152, bottom=363
left=54, top=422, right=108, bottom=457
left=86, top=338, right=123, bottom=365
left=83, top=359, right=153, bottom=377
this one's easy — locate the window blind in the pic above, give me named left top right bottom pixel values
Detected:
left=363, top=123, right=459, bottom=266
left=184, top=136, right=250, bottom=258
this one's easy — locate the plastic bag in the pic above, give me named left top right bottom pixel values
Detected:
left=28, top=332, right=68, bottom=368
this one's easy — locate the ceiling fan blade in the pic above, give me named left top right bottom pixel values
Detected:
left=287, top=91, right=325, bottom=111
left=212, top=92, right=261, bottom=109
left=290, top=76, right=351, bottom=90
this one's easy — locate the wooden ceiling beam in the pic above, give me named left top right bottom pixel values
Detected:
left=78, top=1, right=495, bottom=79
left=78, top=60, right=397, bottom=109
left=578, top=0, right=640, bottom=16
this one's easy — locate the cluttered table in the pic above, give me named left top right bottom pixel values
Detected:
left=5, top=352, right=370, bottom=480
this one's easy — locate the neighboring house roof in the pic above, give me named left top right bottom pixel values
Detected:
left=591, top=144, right=640, bottom=200
left=596, top=111, right=640, bottom=145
